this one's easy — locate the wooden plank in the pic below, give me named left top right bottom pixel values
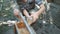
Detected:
left=15, top=22, right=30, bottom=34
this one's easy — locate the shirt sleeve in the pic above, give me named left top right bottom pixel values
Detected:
left=35, top=0, right=42, bottom=6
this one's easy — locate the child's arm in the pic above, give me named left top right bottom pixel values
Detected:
left=23, top=9, right=30, bottom=18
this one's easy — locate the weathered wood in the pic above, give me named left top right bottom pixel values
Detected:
left=15, top=21, right=30, bottom=34
left=14, top=17, right=36, bottom=34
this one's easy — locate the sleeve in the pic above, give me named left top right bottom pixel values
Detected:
left=20, top=4, right=31, bottom=12
left=35, top=0, right=42, bottom=6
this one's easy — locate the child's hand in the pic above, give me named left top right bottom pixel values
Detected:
left=31, top=12, right=39, bottom=22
